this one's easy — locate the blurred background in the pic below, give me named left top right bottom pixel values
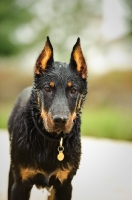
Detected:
left=0, top=0, right=132, bottom=141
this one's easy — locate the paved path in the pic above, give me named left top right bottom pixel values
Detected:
left=0, top=130, right=132, bottom=200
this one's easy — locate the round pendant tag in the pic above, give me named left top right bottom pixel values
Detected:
left=57, top=152, right=64, bottom=161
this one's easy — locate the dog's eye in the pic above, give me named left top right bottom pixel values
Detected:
left=70, top=88, right=77, bottom=94
left=44, top=87, right=51, bottom=93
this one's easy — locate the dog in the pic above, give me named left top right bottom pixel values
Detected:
left=8, top=37, right=87, bottom=200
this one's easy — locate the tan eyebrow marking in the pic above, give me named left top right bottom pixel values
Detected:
left=50, top=82, right=55, bottom=87
left=67, top=82, right=72, bottom=87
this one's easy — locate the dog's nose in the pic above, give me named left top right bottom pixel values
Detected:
left=53, top=115, right=68, bottom=125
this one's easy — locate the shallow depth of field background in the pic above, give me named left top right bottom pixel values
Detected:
left=0, top=0, right=132, bottom=141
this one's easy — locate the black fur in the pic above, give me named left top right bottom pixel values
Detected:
left=8, top=37, right=87, bottom=200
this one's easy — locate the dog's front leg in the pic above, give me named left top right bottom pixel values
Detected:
left=53, top=180, right=72, bottom=200
left=10, top=180, right=33, bottom=200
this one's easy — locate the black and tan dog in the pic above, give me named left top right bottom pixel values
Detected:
left=8, top=37, right=87, bottom=200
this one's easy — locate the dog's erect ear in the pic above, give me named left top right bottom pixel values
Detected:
left=35, top=36, right=54, bottom=74
left=70, top=38, right=87, bottom=79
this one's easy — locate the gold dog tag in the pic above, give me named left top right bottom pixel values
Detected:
left=57, top=138, right=64, bottom=161
left=57, top=151, right=64, bottom=161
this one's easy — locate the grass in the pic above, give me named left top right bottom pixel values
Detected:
left=1, top=102, right=132, bottom=141
left=81, top=106, right=132, bottom=141
left=0, top=102, right=12, bottom=129
left=0, top=69, right=132, bottom=141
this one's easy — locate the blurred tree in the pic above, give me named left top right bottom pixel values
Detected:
left=0, top=0, right=102, bottom=57
left=122, top=0, right=132, bottom=36
left=0, top=0, right=35, bottom=56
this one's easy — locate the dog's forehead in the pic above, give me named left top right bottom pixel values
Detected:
left=54, top=61, right=69, bottom=69
left=39, top=61, right=82, bottom=87
left=51, top=61, right=79, bottom=84
left=51, top=61, right=71, bottom=79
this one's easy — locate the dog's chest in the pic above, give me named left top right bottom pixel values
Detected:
left=20, top=166, right=71, bottom=185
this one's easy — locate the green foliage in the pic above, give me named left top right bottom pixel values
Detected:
left=0, top=0, right=35, bottom=56
left=122, top=0, right=132, bottom=35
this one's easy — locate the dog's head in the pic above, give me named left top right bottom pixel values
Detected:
left=33, top=37, right=87, bottom=134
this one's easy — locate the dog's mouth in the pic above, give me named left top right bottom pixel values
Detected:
left=53, top=127, right=63, bottom=134
left=53, top=123, right=73, bottom=134
left=46, top=124, right=73, bottom=134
